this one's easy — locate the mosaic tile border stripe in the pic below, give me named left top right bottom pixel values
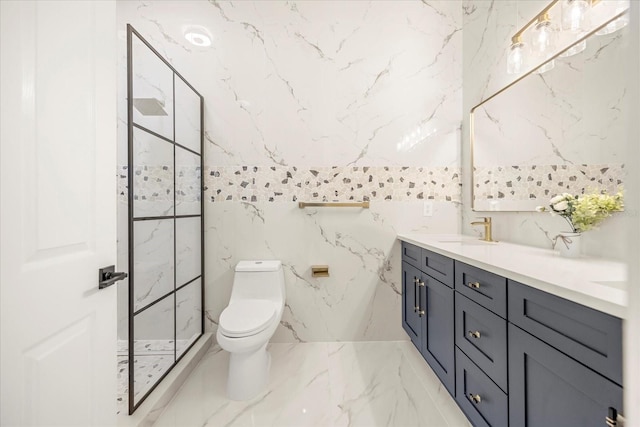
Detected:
left=118, top=165, right=462, bottom=203
left=473, top=164, right=625, bottom=201
left=205, top=166, right=461, bottom=202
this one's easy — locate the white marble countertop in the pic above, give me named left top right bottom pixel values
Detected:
left=397, top=233, right=627, bottom=319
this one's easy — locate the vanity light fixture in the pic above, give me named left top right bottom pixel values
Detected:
left=595, top=0, right=629, bottom=35
left=507, top=35, right=525, bottom=75
left=531, top=12, right=558, bottom=56
left=561, top=0, right=590, bottom=33
left=506, top=0, right=629, bottom=75
left=506, top=0, right=560, bottom=75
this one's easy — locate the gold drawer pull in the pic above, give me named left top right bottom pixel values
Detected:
left=418, top=280, right=425, bottom=287
left=468, top=330, right=481, bottom=339
left=468, top=282, right=481, bottom=289
left=414, top=277, right=419, bottom=284
left=418, top=309, right=425, bottom=317
left=414, top=306, right=419, bottom=312
left=469, top=393, right=482, bottom=404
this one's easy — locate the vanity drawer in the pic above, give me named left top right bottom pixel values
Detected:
left=455, top=261, right=507, bottom=317
left=455, top=293, right=508, bottom=392
left=508, top=280, right=622, bottom=385
left=455, top=348, right=508, bottom=427
left=402, top=241, right=421, bottom=269
left=421, top=248, right=454, bottom=288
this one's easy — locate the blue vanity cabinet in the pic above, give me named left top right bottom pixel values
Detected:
left=421, top=274, right=455, bottom=396
left=399, top=239, right=624, bottom=427
left=402, top=260, right=422, bottom=348
left=508, top=280, right=624, bottom=427
left=401, top=242, right=455, bottom=396
left=509, top=324, right=623, bottom=427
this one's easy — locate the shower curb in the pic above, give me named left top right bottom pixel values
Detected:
left=117, top=333, right=213, bottom=427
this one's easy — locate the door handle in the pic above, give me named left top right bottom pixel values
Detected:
left=607, top=407, right=625, bottom=427
left=98, top=265, right=128, bottom=289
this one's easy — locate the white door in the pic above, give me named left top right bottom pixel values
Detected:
left=1, top=1, right=117, bottom=426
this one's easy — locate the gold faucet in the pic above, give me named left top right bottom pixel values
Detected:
left=471, top=217, right=495, bottom=242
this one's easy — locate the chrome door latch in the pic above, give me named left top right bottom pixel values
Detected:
left=98, top=265, right=128, bottom=289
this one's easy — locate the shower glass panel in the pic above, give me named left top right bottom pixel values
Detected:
left=127, top=25, right=204, bottom=414
left=132, top=128, right=174, bottom=218
left=132, top=295, right=175, bottom=402
left=176, top=278, right=202, bottom=359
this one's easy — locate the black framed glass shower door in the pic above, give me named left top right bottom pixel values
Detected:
left=126, top=24, right=204, bottom=415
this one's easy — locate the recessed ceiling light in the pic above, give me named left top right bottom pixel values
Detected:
left=183, top=25, right=212, bottom=47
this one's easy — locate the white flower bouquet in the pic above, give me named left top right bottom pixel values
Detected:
left=536, top=191, right=624, bottom=233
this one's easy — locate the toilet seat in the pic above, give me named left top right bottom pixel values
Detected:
left=219, top=299, right=277, bottom=338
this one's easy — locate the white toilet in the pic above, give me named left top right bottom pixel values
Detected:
left=216, top=260, right=286, bottom=401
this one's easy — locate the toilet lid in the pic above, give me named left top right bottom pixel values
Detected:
left=219, top=299, right=277, bottom=338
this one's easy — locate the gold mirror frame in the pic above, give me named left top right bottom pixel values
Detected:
left=470, top=9, right=628, bottom=212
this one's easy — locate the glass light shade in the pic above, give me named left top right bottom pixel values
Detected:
left=531, top=19, right=557, bottom=55
left=537, top=59, right=555, bottom=74
left=561, top=0, right=590, bottom=33
left=596, top=1, right=629, bottom=36
left=507, top=42, right=525, bottom=75
left=559, top=38, right=587, bottom=58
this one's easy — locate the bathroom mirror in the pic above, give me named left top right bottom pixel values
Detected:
left=471, top=14, right=628, bottom=211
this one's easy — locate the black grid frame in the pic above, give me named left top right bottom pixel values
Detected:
left=126, top=24, right=205, bottom=415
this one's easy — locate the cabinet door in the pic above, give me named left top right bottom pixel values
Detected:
left=421, top=275, right=455, bottom=396
left=402, top=261, right=422, bottom=349
left=509, top=324, right=623, bottom=427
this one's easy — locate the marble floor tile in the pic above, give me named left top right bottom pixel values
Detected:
left=117, top=340, right=192, bottom=415
left=152, top=341, right=470, bottom=427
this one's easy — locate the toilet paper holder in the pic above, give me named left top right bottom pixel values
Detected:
left=311, top=265, right=329, bottom=277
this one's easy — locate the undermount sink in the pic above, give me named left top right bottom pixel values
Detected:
left=436, top=239, right=498, bottom=245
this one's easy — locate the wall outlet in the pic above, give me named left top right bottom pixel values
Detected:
left=423, top=201, right=433, bottom=217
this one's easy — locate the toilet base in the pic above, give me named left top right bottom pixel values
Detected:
left=226, top=343, right=271, bottom=401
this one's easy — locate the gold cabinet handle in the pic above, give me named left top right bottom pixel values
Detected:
left=468, top=330, right=481, bottom=339
left=469, top=393, right=482, bottom=404
left=468, top=281, right=481, bottom=289
left=413, top=277, right=419, bottom=312
left=417, top=280, right=425, bottom=316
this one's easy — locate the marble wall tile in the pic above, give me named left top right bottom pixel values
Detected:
left=132, top=127, right=174, bottom=218
left=174, top=75, right=202, bottom=154
left=176, top=278, right=202, bottom=358
left=131, top=34, right=174, bottom=139
left=176, top=217, right=202, bottom=287
left=118, top=0, right=463, bottom=343
left=175, top=147, right=202, bottom=215
left=204, top=201, right=461, bottom=342
left=133, top=219, right=175, bottom=311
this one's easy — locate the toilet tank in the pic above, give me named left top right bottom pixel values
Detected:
left=230, top=260, right=286, bottom=304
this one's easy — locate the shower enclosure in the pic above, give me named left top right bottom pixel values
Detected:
left=120, top=25, right=204, bottom=414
